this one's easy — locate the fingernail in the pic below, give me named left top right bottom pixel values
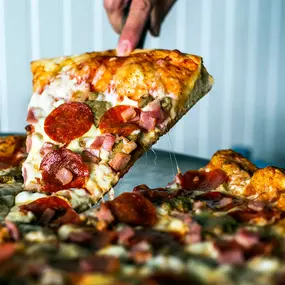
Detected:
left=153, top=26, right=160, bottom=37
left=117, top=40, right=131, bottom=56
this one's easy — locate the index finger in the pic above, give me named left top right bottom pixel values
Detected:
left=117, top=0, right=153, bottom=56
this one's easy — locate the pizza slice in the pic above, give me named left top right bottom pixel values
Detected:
left=22, top=49, right=213, bottom=203
left=0, top=135, right=26, bottom=182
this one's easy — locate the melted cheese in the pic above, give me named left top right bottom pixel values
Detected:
left=6, top=206, right=35, bottom=223
left=15, top=191, right=47, bottom=205
left=23, top=74, right=118, bottom=202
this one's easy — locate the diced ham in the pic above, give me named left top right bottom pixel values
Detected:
left=123, top=140, right=137, bottom=154
left=5, top=221, right=20, bottom=241
left=193, top=201, right=206, bottom=210
left=26, top=108, right=37, bottom=124
left=26, top=135, right=32, bottom=153
left=214, top=241, right=244, bottom=265
left=217, top=247, right=244, bottom=265
left=82, top=150, right=100, bottom=163
left=235, top=229, right=259, bottom=249
left=39, top=208, right=55, bottom=225
left=130, top=241, right=152, bottom=264
left=40, top=142, right=56, bottom=157
left=118, top=226, right=135, bottom=245
left=22, top=166, right=28, bottom=184
left=68, top=231, right=93, bottom=244
left=130, top=114, right=140, bottom=123
left=185, top=221, right=202, bottom=244
left=147, top=101, right=166, bottom=124
left=217, top=197, right=233, bottom=208
left=90, top=136, right=105, bottom=150
left=139, top=112, right=156, bottom=131
left=121, top=106, right=137, bottom=122
left=95, top=203, right=115, bottom=224
left=56, top=167, right=73, bottom=185
left=109, top=152, right=131, bottom=171
left=80, top=255, right=120, bottom=273
left=102, top=134, right=116, bottom=151
left=248, top=200, right=265, bottom=212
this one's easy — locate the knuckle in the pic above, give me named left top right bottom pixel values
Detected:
left=135, top=0, right=152, bottom=13
left=103, top=0, right=118, bottom=12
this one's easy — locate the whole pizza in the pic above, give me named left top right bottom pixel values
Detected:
left=1, top=49, right=285, bottom=285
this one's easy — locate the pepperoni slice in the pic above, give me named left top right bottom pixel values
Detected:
left=20, top=196, right=80, bottom=225
left=99, top=105, right=141, bottom=137
left=44, top=102, right=94, bottom=144
left=40, top=148, right=89, bottom=193
left=177, top=169, right=227, bottom=191
left=107, top=192, right=157, bottom=227
left=133, top=184, right=181, bottom=203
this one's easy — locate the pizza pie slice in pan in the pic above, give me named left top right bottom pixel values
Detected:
left=22, top=49, right=213, bottom=203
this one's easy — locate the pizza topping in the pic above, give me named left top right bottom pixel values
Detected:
left=44, top=102, right=94, bottom=144
left=0, top=243, right=17, bottom=264
left=234, top=229, right=259, bottom=249
left=40, top=142, right=56, bottom=157
left=122, top=140, right=137, bottom=154
left=109, top=152, right=131, bottom=171
left=99, top=105, right=141, bottom=136
left=26, top=108, right=38, bottom=124
left=184, top=220, right=202, bottom=244
left=139, top=111, right=156, bottom=131
left=20, top=196, right=80, bottom=225
left=95, top=203, right=115, bottom=224
left=55, top=167, right=73, bottom=186
left=229, top=207, right=280, bottom=224
left=90, top=134, right=115, bottom=152
left=85, top=100, right=111, bottom=127
left=68, top=231, right=93, bottom=244
left=81, top=150, right=100, bottom=164
left=67, top=229, right=117, bottom=250
left=107, top=192, right=157, bottom=227
left=40, top=148, right=89, bottom=192
left=26, top=135, right=32, bottom=153
left=193, top=200, right=206, bottom=210
left=102, top=134, right=116, bottom=151
left=80, top=255, right=120, bottom=273
left=5, top=221, right=20, bottom=241
left=133, top=184, right=180, bottom=203
left=130, top=241, right=152, bottom=264
left=130, top=229, right=180, bottom=251
left=146, top=100, right=166, bottom=124
left=214, top=241, right=244, bottom=265
left=217, top=197, right=233, bottom=208
left=38, top=208, right=56, bottom=225
left=118, top=226, right=135, bottom=245
left=138, top=95, right=154, bottom=108
left=121, top=106, right=137, bottom=122
left=176, top=169, right=227, bottom=191
left=248, top=200, right=265, bottom=212
left=90, top=136, right=105, bottom=149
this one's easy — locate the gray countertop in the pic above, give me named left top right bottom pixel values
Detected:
left=115, top=149, right=208, bottom=195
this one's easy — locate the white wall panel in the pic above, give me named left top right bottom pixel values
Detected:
left=3, top=0, right=31, bottom=132
left=0, top=0, right=285, bottom=166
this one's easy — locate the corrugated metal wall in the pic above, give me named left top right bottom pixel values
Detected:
left=0, top=0, right=285, bottom=165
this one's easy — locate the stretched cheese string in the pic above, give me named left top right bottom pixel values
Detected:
left=150, top=147, right=157, bottom=165
left=167, top=134, right=180, bottom=176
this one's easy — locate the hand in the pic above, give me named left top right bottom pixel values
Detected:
left=104, top=0, right=176, bottom=56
